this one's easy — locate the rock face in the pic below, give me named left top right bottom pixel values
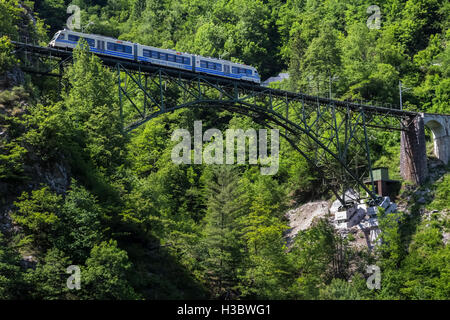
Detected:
left=284, top=195, right=402, bottom=250
left=2, top=67, right=25, bottom=88
left=284, top=200, right=330, bottom=247
left=443, top=232, right=450, bottom=246
left=31, top=160, right=71, bottom=195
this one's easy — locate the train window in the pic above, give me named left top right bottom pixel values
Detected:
left=232, top=67, right=239, bottom=74
left=175, top=56, right=183, bottom=63
left=58, top=33, right=65, bottom=40
left=107, top=42, right=132, bottom=53
left=200, top=61, right=207, bottom=68
left=143, top=49, right=151, bottom=57
left=160, top=53, right=166, bottom=60
left=84, top=38, right=95, bottom=47
left=246, top=69, right=252, bottom=75
left=151, top=51, right=159, bottom=59
left=206, top=62, right=221, bottom=70
left=68, top=34, right=79, bottom=42
left=69, top=35, right=94, bottom=47
left=123, top=44, right=132, bottom=53
left=183, top=57, right=191, bottom=65
left=167, top=54, right=175, bottom=62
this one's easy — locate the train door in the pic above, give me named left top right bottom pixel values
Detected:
left=97, top=40, right=105, bottom=52
left=224, top=64, right=230, bottom=75
left=134, top=44, right=138, bottom=61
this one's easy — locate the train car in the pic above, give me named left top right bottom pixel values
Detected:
left=194, top=55, right=260, bottom=83
left=49, top=29, right=260, bottom=84
left=49, top=29, right=136, bottom=61
left=137, top=44, right=194, bottom=72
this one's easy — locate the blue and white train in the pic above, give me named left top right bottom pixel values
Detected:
left=49, top=29, right=261, bottom=84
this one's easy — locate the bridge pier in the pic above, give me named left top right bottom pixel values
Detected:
left=400, top=116, right=428, bottom=185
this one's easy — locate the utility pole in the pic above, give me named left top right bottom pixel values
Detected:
left=329, top=74, right=332, bottom=99
left=399, top=81, right=411, bottom=110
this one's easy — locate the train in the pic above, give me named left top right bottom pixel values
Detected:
left=49, top=29, right=261, bottom=84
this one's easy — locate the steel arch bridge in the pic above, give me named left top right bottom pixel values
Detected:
left=10, top=39, right=420, bottom=206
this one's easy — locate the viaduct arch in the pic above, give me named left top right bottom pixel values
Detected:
left=400, top=113, right=450, bottom=184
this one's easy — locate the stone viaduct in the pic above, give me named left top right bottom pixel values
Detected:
left=401, top=113, right=450, bottom=184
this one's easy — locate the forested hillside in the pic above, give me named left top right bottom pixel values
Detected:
left=0, top=0, right=449, bottom=300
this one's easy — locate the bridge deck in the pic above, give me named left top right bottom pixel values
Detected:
left=12, top=41, right=418, bottom=119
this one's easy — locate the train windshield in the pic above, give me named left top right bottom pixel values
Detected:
left=51, top=32, right=60, bottom=41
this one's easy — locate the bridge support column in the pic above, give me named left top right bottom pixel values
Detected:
left=400, top=116, right=428, bottom=185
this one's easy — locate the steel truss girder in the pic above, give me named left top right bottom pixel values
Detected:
left=115, top=64, right=417, bottom=205
left=13, top=44, right=72, bottom=78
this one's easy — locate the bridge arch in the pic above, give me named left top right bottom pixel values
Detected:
left=111, top=62, right=427, bottom=205
left=422, top=115, right=450, bottom=165
left=128, top=96, right=380, bottom=206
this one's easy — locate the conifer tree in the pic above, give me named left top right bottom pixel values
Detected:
left=201, top=166, right=243, bottom=298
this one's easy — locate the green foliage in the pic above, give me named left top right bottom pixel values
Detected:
left=0, top=232, right=26, bottom=299
left=200, top=166, right=243, bottom=298
left=0, top=36, right=18, bottom=74
left=34, top=0, right=66, bottom=34
left=429, top=173, right=450, bottom=211
left=54, top=181, right=104, bottom=263
left=11, top=181, right=104, bottom=260
left=319, top=278, right=361, bottom=300
left=376, top=209, right=404, bottom=269
left=12, top=187, right=62, bottom=250
left=399, top=227, right=449, bottom=299
left=237, top=196, right=291, bottom=299
left=289, top=219, right=353, bottom=299
left=80, top=240, right=141, bottom=300
left=0, top=140, right=26, bottom=180
left=64, top=42, right=125, bottom=172
left=25, top=248, right=74, bottom=299
left=0, top=0, right=21, bottom=38
left=0, top=87, right=30, bottom=181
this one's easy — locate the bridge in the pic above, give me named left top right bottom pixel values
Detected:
left=8, top=39, right=450, bottom=206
